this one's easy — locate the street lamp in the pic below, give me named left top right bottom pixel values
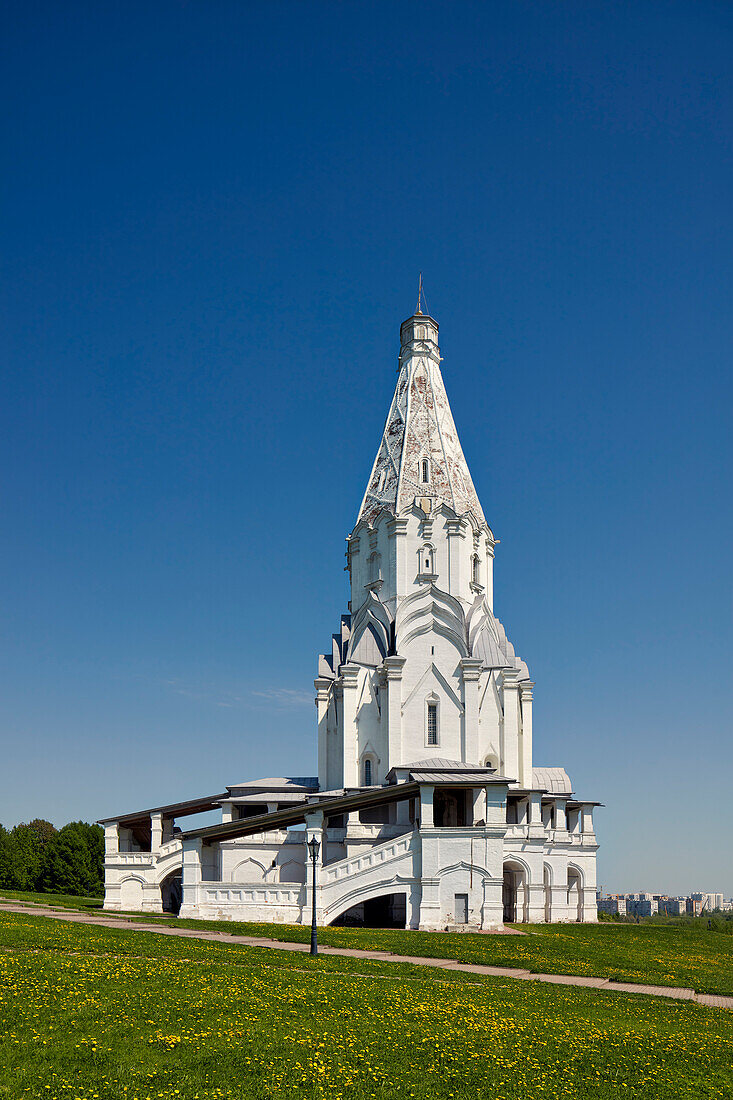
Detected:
left=308, top=834, right=320, bottom=956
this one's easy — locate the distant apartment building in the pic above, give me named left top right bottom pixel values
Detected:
left=597, top=895, right=627, bottom=917
left=598, top=890, right=730, bottom=918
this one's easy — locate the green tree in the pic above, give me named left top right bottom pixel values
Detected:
left=0, top=824, right=25, bottom=889
left=11, top=819, right=57, bottom=890
left=39, top=822, right=104, bottom=897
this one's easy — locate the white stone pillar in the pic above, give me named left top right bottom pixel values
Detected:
left=104, top=823, right=119, bottom=856
left=519, top=681, right=534, bottom=788
left=419, top=784, right=434, bottom=828
left=500, top=669, right=521, bottom=784
left=527, top=882, right=546, bottom=923
left=179, top=837, right=203, bottom=918
left=383, top=655, right=406, bottom=769
left=554, top=798, right=569, bottom=842
left=581, top=803, right=596, bottom=841
left=221, top=803, right=234, bottom=824
left=395, top=795, right=412, bottom=827
left=150, top=812, right=163, bottom=852
left=340, top=664, right=361, bottom=788
left=459, top=657, right=483, bottom=764
left=472, top=787, right=486, bottom=825
left=528, top=791, right=545, bottom=840
left=315, top=677, right=331, bottom=790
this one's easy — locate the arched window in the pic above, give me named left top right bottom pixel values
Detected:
left=427, top=702, right=438, bottom=746
left=377, top=469, right=386, bottom=493
left=368, top=551, right=382, bottom=584
left=472, top=555, right=480, bottom=585
left=364, top=759, right=372, bottom=786
left=421, top=458, right=430, bottom=483
left=419, top=545, right=435, bottom=577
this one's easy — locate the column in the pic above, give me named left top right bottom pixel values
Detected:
left=581, top=803, right=596, bottom=842
left=528, top=791, right=545, bottom=840
left=419, top=784, right=434, bottom=828
left=179, top=836, right=203, bottom=918
left=519, top=681, right=534, bottom=788
left=104, top=823, right=119, bottom=857
left=500, top=669, right=521, bottom=784
left=395, top=795, right=412, bottom=828
left=315, top=677, right=332, bottom=789
left=340, top=664, right=361, bottom=788
left=554, top=798, right=569, bottom=842
left=383, top=656, right=406, bottom=768
left=459, top=657, right=483, bottom=764
left=472, top=787, right=487, bottom=826
left=150, top=812, right=163, bottom=852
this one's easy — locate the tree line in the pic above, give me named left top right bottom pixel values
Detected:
left=0, top=819, right=104, bottom=897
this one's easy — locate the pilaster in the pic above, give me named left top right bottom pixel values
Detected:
left=315, top=677, right=332, bottom=790
left=459, top=657, right=483, bottom=763
left=499, top=668, right=521, bottom=784
left=445, top=518, right=466, bottom=597
left=387, top=516, right=409, bottom=600
left=519, top=681, right=534, bottom=787
left=340, top=664, right=361, bottom=788
left=383, top=655, right=406, bottom=771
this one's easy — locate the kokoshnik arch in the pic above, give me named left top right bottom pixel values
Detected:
left=100, top=305, right=600, bottom=928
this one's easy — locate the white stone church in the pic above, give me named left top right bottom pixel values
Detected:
left=101, top=304, right=599, bottom=928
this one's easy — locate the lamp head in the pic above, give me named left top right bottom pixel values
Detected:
left=308, top=835, right=320, bottom=859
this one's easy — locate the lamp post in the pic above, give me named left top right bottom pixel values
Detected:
left=308, top=834, right=320, bottom=956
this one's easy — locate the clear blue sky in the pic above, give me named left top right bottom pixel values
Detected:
left=2, top=1, right=731, bottom=896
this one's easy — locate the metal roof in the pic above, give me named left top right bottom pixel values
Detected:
left=98, top=792, right=229, bottom=827
left=226, top=776, right=318, bottom=792
left=532, top=767, right=572, bottom=795
left=183, top=782, right=421, bottom=843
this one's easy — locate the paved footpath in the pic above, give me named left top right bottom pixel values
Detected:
left=2, top=901, right=732, bottom=1011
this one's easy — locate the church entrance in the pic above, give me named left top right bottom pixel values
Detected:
left=331, top=892, right=407, bottom=928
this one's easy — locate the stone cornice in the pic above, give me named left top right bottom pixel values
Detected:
left=387, top=516, right=409, bottom=537
left=340, top=664, right=361, bottom=689
left=459, top=657, right=483, bottom=682
left=382, top=655, right=407, bottom=681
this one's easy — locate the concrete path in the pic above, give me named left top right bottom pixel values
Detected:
left=2, top=901, right=732, bottom=1011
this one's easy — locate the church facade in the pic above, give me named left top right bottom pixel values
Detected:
left=101, top=306, right=599, bottom=928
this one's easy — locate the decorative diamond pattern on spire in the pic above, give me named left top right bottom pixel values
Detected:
left=357, top=315, right=486, bottom=528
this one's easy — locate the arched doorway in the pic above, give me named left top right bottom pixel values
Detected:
left=567, top=868, right=582, bottom=922
left=331, top=892, right=406, bottom=928
left=503, top=861, right=528, bottom=923
left=160, top=871, right=182, bottom=915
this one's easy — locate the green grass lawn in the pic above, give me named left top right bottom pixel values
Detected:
left=0, top=888, right=103, bottom=911
left=0, top=911, right=731, bottom=1100
left=3, top=888, right=733, bottom=995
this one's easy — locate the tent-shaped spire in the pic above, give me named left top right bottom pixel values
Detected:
left=356, top=310, right=486, bottom=528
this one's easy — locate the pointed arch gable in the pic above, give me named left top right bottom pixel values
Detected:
left=401, top=662, right=464, bottom=716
